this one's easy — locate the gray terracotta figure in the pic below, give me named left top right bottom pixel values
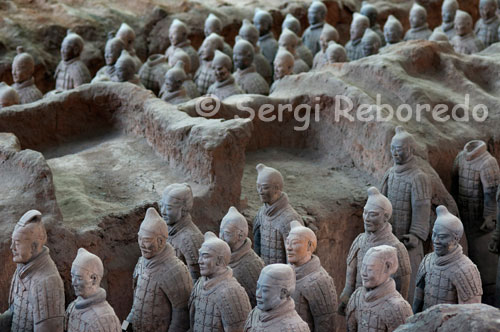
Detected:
left=219, top=206, right=264, bottom=307
left=65, top=248, right=121, bottom=332
left=360, top=2, right=385, bottom=46
left=238, top=19, right=273, bottom=84
left=55, top=31, right=91, bottom=90
left=207, top=50, right=243, bottom=100
left=382, top=15, right=404, bottom=50
left=451, top=10, right=485, bottom=54
left=11, top=46, right=42, bottom=104
left=138, top=54, right=170, bottom=96
left=160, top=183, right=204, bottom=283
left=0, top=210, right=65, bottom=332
left=345, top=13, right=370, bottom=61
left=160, top=61, right=190, bottom=105
left=438, top=0, right=458, bottom=39
left=413, top=206, right=482, bottom=313
left=233, top=39, right=269, bottom=95
left=92, top=36, right=125, bottom=83
left=404, top=3, right=432, bottom=41
left=244, top=264, right=309, bottom=332
left=326, top=42, right=348, bottom=63
left=112, top=50, right=144, bottom=87
left=194, top=33, right=223, bottom=95
left=168, top=49, right=200, bottom=99
left=286, top=221, right=337, bottom=332
left=429, top=29, right=450, bottom=42
left=253, top=8, right=279, bottom=65
left=189, top=232, right=252, bottom=332
left=361, top=28, right=382, bottom=57
left=474, top=0, right=500, bottom=47
left=452, top=140, right=500, bottom=304
left=165, top=19, right=199, bottom=74
left=282, top=13, right=314, bottom=67
left=491, top=190, right=500, bottom=307
left=312, top=23, right=339, bottom=70
left=116, top=23, right=142, bottom=72
left=339, top=187, right=411, bottom=316
left=380, top=126, right=432, bottom=303
left=303, top=1, right=328, bottom=55
left=123, top=208, right=192, bottom=332
left=346, top=245, right=413, bottom=332
left=253, top=163, right=303, bottom=265
left=0, top=82, right=20, bottom=109
left=205, top=13, right=233, bottom=59
left=270, top=48, right=294, bottom=94
left=278, top=28, right=310, bottom=74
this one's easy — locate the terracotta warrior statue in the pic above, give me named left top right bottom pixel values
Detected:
left=253, top=163, right=303, bottom=264
left=438, top=0, right=458, bottom=39
left=346, top=245, right=413, bottom=332
left=452, top=140, right=500, bottom=305
left=55, top=31, right=91, bottom=90
left=253, top=8, right=278, bottom=65
left=189, top=232, right=251, bottom=332
left=404, top=3, right=432, bottom=41
left=380, top=126, right=432, bottom=303
left=0, top=82, right=20, bottom=109
left=219, top=206, right=264, bottom=307
left=278, top=29, right=310, bottom=74
left=270, top=48, right=294, bottom=94
left=123, top=207, right=192, bottom=332
left=160, top=183, right=204, bottom=282
left=92, top=36, right=125, bottom=83
left=205, top=13, right=233, bottom=58
left=312, top=23, right=339, bottom=70
left=233, top=39, right=269, bottom=95
left=244, top=264, right=309, bottom=332
left=326, top=42, right=348, bottom=64
left=11, top=46, right=42, bottom=104
left=166, top=19, right=199, bottom=74
left=382, top=15, right=403, bottom=50
left=361, top=28, right=382, bottom=58
left=345, top=13, right=370, bottom=61
left=282, top=13, right=313, bottom=67
left=112, top=50, right=144, bottom=87
left=0, top=210, right=65, bottom=332
left=160, top=61, right=190, bottom=105
left=65, top=248, right=121, bottom=332
left=207, top=50, right=243, bottom=100
left=475, top=0, right=500, bottom=47
left=116, top=22, right=142, bottom=71
left=138, top=54, right=170, bottom=96
left=238, top=19, right=272, bottom=84
left=168, top=49, right=200, bottom=98
left=450, top=10, right=485, bottom=54
left=360, top=2, right=385, bottom=46
left=286, top=221, right=337, bottom=331
left=303, top=1, right=328, bottom=55
left=194, top=33, right=224, bottom=95
left=413, top=206, right=482, bottom=313
left=339, top=187, right=411, bottom=316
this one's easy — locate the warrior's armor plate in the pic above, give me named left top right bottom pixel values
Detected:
left=55, top=58, right=91, bottom=90
left=253, top=193, right=302, bottom=264
left=233, top=65, right=269, bottom=95
left=9, top=247, right=65, bottom=332
left=346, top=279, right=412, bottom=332
left=291, top=255, right=337, bottom=332
left=127, top=244, right=192, bottom=332
left=416, top=246, right=482, bottom=311
left=244, top=299, right=310, bottom=332
left=189, top=268, right=251, bottom=332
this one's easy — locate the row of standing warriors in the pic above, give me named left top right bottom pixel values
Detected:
left=1, top=125, right=496, bottom=332
left=6, top=0, right=500, bottom=108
